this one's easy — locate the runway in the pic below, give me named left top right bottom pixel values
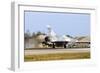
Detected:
left=24, top=48, right=90, bottom=55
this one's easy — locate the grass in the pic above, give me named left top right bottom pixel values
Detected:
left=24, top=52, right=90, bottom=62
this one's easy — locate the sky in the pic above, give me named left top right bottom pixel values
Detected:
left=24, top=11, right=90, bottom=37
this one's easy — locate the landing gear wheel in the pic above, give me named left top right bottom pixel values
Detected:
left=53, top=43, right=55, bottom=48
left=64, top=44, right=66, bottom=48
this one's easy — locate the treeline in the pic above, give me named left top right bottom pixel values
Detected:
left=24, top=31, right=46, bottom=39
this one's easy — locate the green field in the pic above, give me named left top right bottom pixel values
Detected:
left=24, top=52, right=90, bottom=62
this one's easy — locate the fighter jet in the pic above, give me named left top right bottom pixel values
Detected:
left=42, top=25, right=77, bottom=48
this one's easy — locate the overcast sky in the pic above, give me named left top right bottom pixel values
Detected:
left=24, top=11, right=90, bottom=37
